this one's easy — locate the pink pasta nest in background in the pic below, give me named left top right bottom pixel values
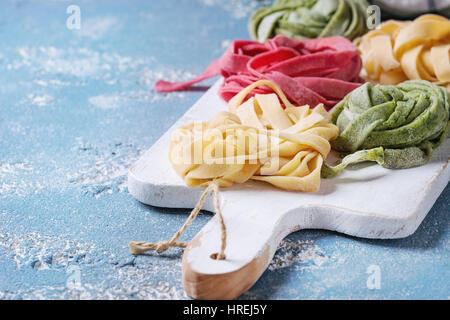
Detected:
left=155, top=35, right=364, bottom=110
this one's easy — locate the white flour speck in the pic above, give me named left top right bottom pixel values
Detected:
left=139, top=69, right=196, bottom=88
left=68, top=139, right=142, bottom=198
left=221, top=39, right=232, bottom=48
left=75, top=16, right=119, bottom=40
left=0, top=232, right=100, bottom=270
left=27, top=94, right=54, bottom=107
left=268, top=239, right=329, bottom=271
left=88, top=94, right=122, bottom=109
left=0, top=162, right=42, bottom=197
left=12, top=46, right=151, bottom=82
left=33, top=79, right=72, bottom=87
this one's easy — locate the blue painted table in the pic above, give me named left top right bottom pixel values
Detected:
left=0, top=0, right=448, bottom=300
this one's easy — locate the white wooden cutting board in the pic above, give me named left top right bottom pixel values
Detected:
left=128, top=80, right=450, bottom=300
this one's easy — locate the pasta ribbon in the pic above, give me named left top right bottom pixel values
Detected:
left=355, top=14, right=450, bottom=91
left=169, top=80, right=339, bottom=192
left=323, top=80, right=450, bottom=177
left=155, top=35, right=363, bottom=110
left=249, top=0, right=369, bottom=42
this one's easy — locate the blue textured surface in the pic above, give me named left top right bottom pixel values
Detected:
left=0, top=0, right=448, bottom=300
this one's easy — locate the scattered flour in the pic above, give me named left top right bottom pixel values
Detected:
left=75, top=16, right=120, bottom=40
left=0, top=232, right=101, bottom=270
left=7, top=41, right=211, bottom=108
left=91, top=267, right=189, bottom=300
left=88, top=89, right=186, bottom=109
left=0, top=274, right=187, bottom=300
left=33, top=79, right=72, bottom=87
left=0, top=232, right=188, bottom=300
left=26, top=93, right=54, bottom=107
left=268, top=239, right=329, bottom=271
left=88, top=94, right=123, bottom=110
left=0, top=163, right=33, bottom=175
left=11, top=46, right=151, bottom=81
left=86, top=68, right=195, bottom=109
left=68, top=138, right=142, bottom=198
left=138, top=69, right=197, bottom=88
left=0, top=162, right=43, bottom=197
left=221, top=39, right=232, bottom=48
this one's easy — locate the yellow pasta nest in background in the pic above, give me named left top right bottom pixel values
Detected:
left=355, top=14, right=450, bottom=91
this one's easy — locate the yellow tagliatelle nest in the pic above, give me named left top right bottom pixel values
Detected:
left=355, top=14, right=450, bottom=91
left=169, top=80, right=339, bottom=192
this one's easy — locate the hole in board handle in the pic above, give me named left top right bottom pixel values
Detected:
left=210, top=252, right=226, bottom=260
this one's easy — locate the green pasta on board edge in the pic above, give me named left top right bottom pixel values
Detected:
left=322, top=80, right=450, bottom=178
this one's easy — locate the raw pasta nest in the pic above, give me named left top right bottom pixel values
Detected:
left=355, top=14, right=450, bottom=91
left=169, top=80, right=339, bottom=192
left=249, top=0, right=369, bottom=42
left=322, top=79, right=450, bottom=177
left=155, top=35, right=363, bottom=110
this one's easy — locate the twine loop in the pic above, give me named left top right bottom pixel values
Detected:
left=129, top=182, right=226, bottom=260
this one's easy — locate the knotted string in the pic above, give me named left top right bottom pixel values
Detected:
left=129, top=182, right=227, bottom=260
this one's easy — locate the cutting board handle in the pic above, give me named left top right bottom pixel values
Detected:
left=181, top=202, right=293, bottom=300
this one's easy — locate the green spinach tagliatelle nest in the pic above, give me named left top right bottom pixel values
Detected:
left=322, top=80, right=450, bottom=177
left=249, top=0, right=370, bottom=42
